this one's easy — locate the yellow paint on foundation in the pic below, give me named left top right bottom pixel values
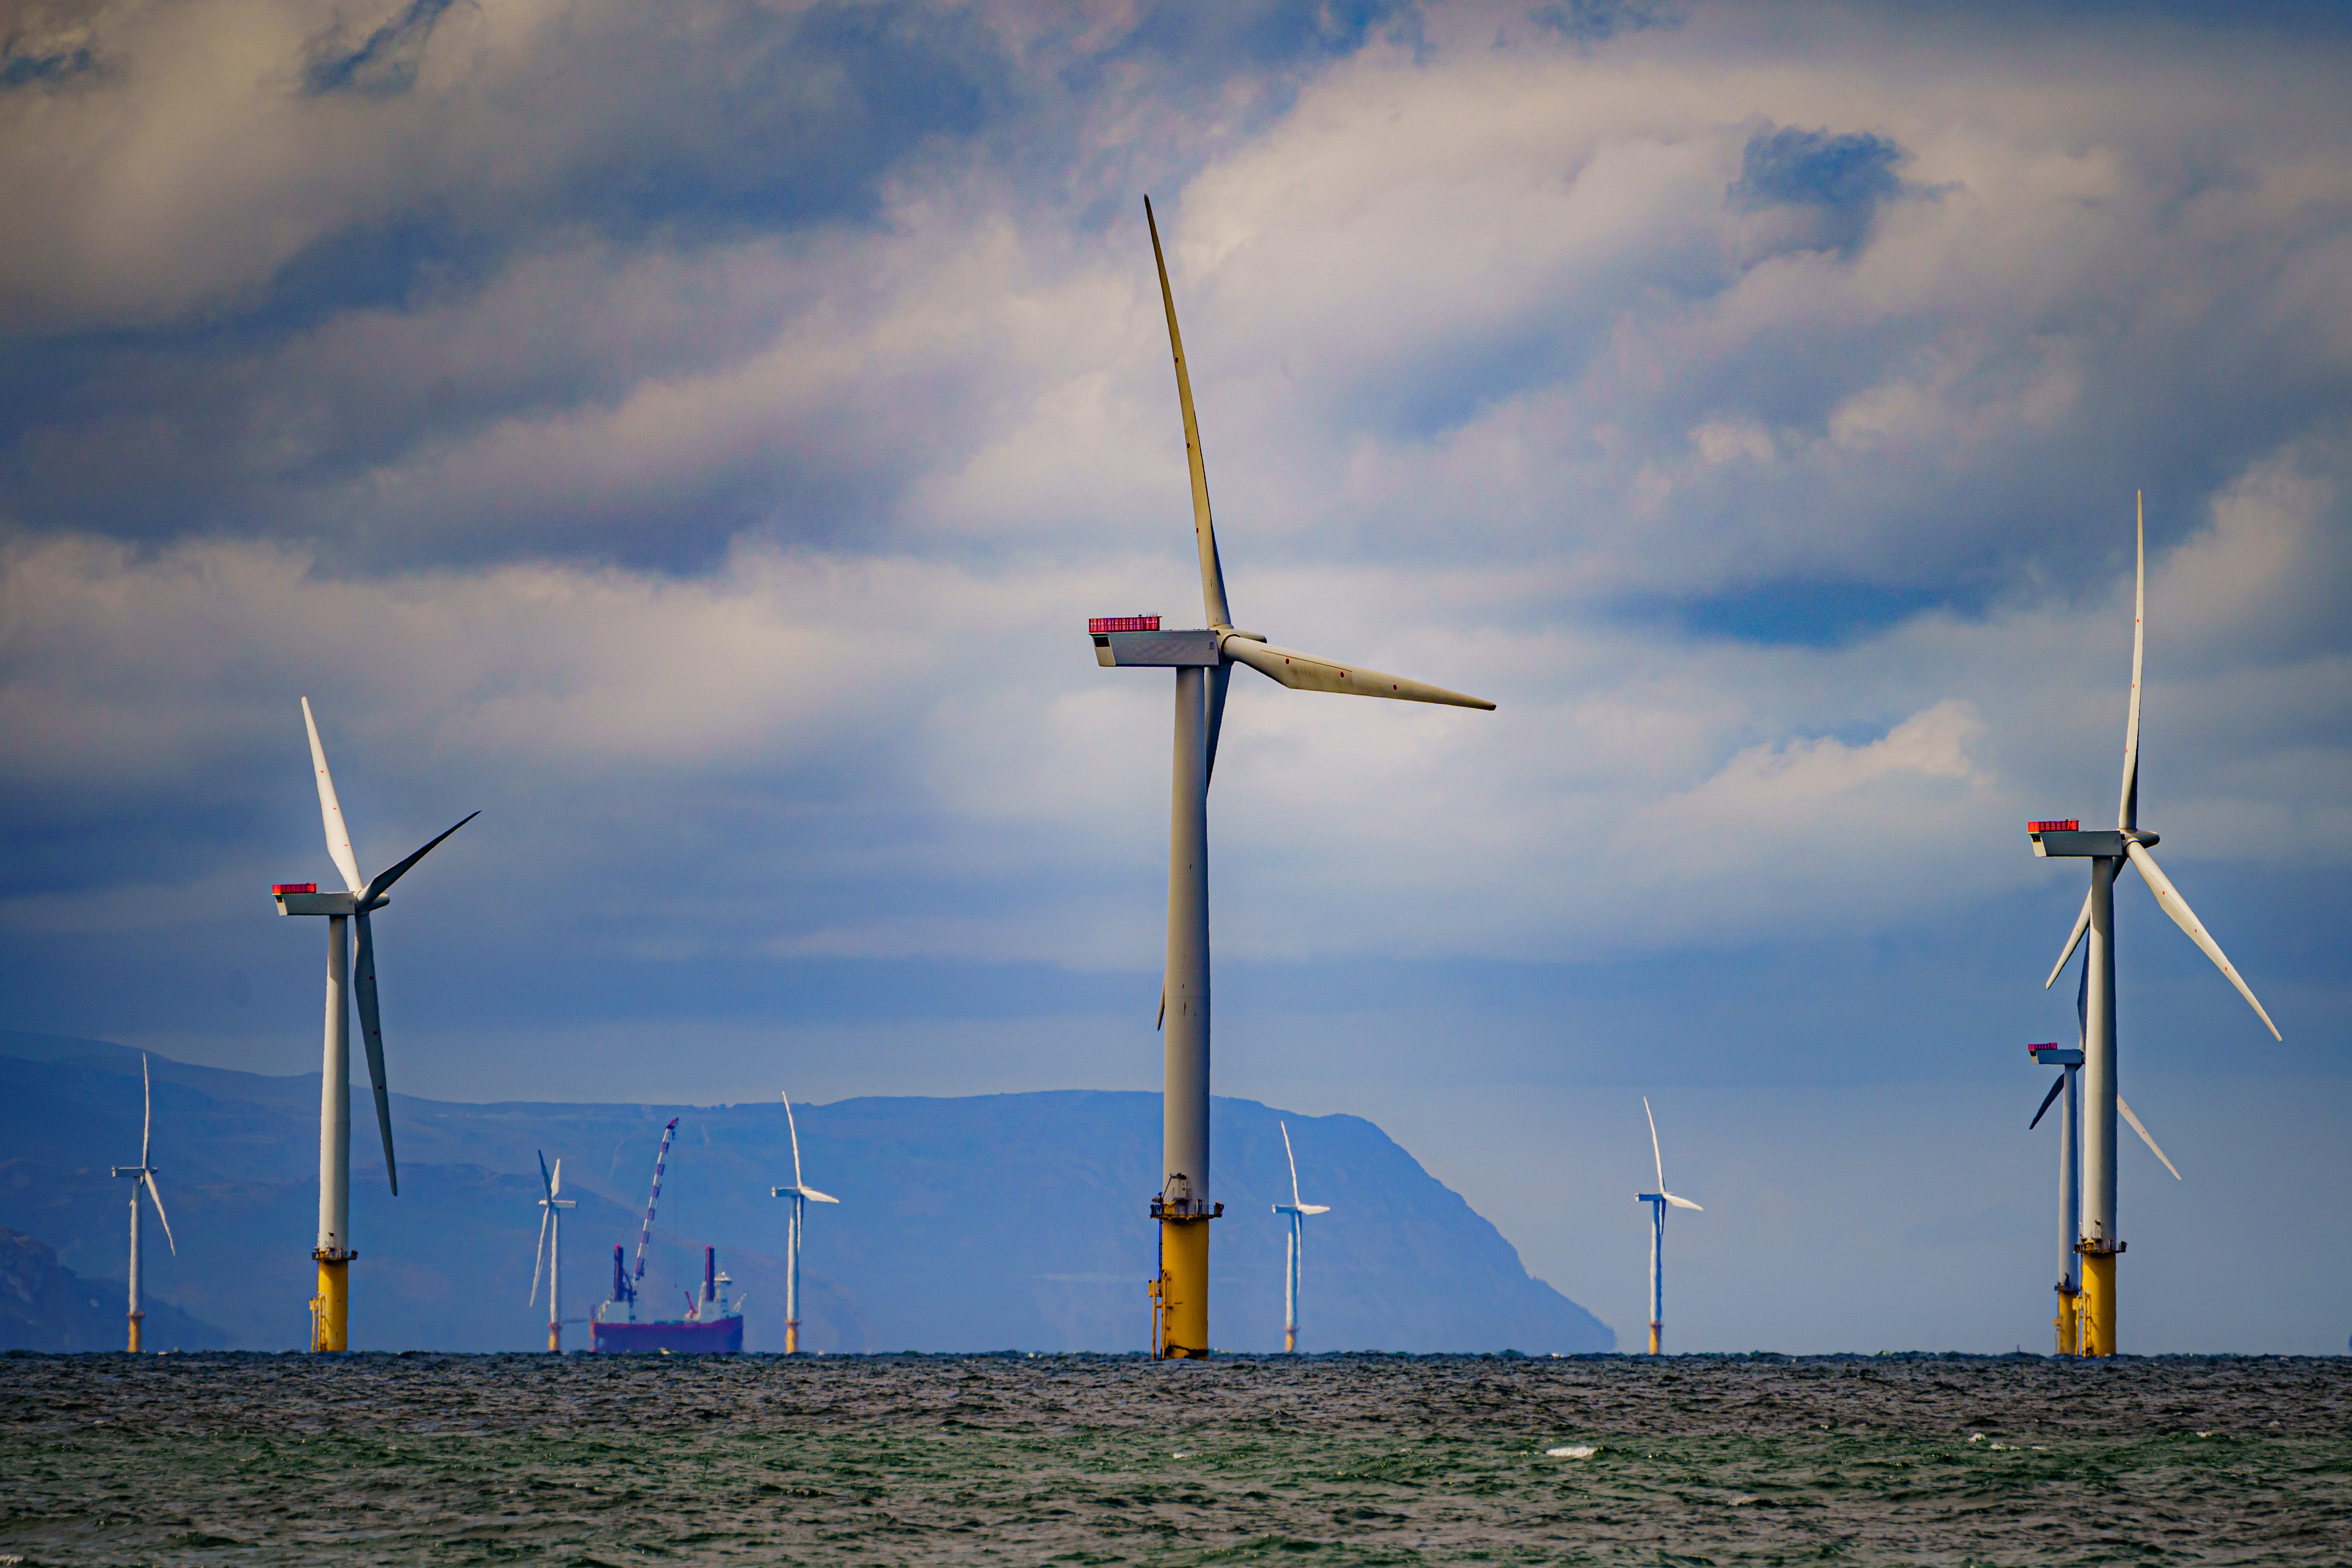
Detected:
left=127, top=1312, right=143, bottom=1354
left=2053, top=1288, right=2084, bottom=1356
left=1647, top=1323, right=1661, bottom=1356
left=1159, top=1218, right=1210, bottom=1358
left=786, top=1321, right=800, bottom=1355
left=2081, top=1250, right=2117, bottom=1358
left=313, top=1257, right=349, bottom=1353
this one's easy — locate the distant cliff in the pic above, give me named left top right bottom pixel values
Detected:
left=0, top=1226, right=228, bottom=1352
left=0, top=1033, right=1613, bottom=1355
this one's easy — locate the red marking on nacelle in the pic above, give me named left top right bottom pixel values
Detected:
left=273, top=883, right=318, bottom=895
left=1089, top=615, right=1160, bottom=634
left=2028, top=820, right=2079, bottom=833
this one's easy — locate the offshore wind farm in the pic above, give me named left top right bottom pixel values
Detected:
left=4, top=1, right=2351, bottom=1560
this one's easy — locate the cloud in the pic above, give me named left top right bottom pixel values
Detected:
left=0, top=1, right=2346, bottom=1081
left=303, top=0, right=460, bottom=97
left=1729, top=124, right=1908, bottom=257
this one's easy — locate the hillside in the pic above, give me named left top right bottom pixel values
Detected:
left=0, top=1032, right=1612, bottom=1354
left=0, top=1226, right=229, bottom=1352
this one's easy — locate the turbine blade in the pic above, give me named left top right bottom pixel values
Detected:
left=1144, top=195, right=1232, bottom=631
left=301, top=697, right=366, bottom=893
left=802, top=1187, right=841, bottom=1204
left=2119, top=492, right=2145, bottom=831
left=1282, top=1121, right=1300, bottom=1209
left=2124, top=841, right=2282, bottom=1040
left=1644, top=1097, right=1665, bottom=1192
left=1156, top=985, right=1165, bottom=1032
left=538, top=1149, right=555, bottom=1203
left=2044, top=885, right=2094, bottom=990
left=361, top=811, right=479, bottom=905
left=1223, top=637, right=1495, bottom=710
left=144, top=1174, right=176, bottom=1255
left=2076, top=946, right=2089, bottom=1045
left=784, top=1091, right=806, bottom=1188
left=2030, top=1074, right=2065, bottom=1130
left=2117, top=1094, right=2183, bottom=1180
left=1204, top=663, right=1231, bottom=786
left=1299, top=1203, right=1330, bottom=1215
left=532, top=1205, right=550, bottom=1305
left=140, top=1052, right=153, bottom=1167
left=355, top=912, right=399, bottom=1195
left=1664, top=1193, right=1703, bottom=1212
left=552, top=1157, right=561, bottom=1197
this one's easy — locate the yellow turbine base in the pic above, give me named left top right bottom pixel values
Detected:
left=547, top=1322, right=562, bottom=1354
left=2081, top=1251, right=2117, bottom=1358
left=2054, top=1287, right=2084, bottom=1357
left=786, top=1320, right=800, bottom=1356
left=1158, top=1218, right=1210, bottom=1358
left=127, top=1311, right=143, bottom=1354
left=1647, top=1322, right=1661, bottom=1356
left=313, top=1258, right=349, bottom=1353
left=1284, top=1326, right=1296, bottom=1354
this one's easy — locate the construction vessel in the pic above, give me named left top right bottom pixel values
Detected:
left=592, top=1117, right=745, bottom=1353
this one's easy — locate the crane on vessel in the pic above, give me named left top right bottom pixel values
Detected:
left=612, top=1117, right=678, bottom=1323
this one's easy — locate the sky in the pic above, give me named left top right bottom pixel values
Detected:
left=2, top=0, right=2348, bottom=1354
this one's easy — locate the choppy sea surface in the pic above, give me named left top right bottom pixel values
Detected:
left=3, top=1352, right=2347, bottom=1565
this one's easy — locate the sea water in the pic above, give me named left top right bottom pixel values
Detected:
left=3, top=1352, right=2347, bottom=1563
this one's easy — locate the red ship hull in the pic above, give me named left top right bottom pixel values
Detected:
left=591, top=1315, right=743, bottom=1354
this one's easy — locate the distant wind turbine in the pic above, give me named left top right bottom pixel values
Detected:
left=1271, top=1122, right=1330, bottom=1354
left=109, top=1053, right=177, bottom=1353
left=272, top=696, right=475, bottom=1352
left=1636, top=1097, right=1701, bottom=1355
left=2027, top=493, right=2267, bottom=1355
left=1094, top=196, right=1494, bottom=1359
left=530, top=1151, right=576, bottom=1353
left=769, top=1092, right=839, bottom=1355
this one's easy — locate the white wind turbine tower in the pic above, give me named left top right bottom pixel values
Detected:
left=1635, top=1097, right=1701, bottom=1355
left=109, top=1053, right=178, bottom=1353
left=1094, top=196, right=1494, bottom=1360
left=1271, top=1121, right=1329, bottom=1354
left=769, top=1092, right=839, bottom=1355
left=2027, top=937, right=2183, bottom=1355
left=2027, top=494, right=2275, bottom=1356
left=530, top=1150, right=576, bottom=1353
left=272, top=697, right=475, bottom=1353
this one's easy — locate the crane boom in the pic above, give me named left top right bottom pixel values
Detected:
left=631, top=1118, right=680, bottom=1286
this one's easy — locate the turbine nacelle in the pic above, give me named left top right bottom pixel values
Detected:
left=2028, top=825, right=2160, bottom=858
left=272, top=886, right=386, bottom=916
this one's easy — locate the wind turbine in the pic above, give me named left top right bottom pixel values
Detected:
left=769, top=1092, right=838, bottom=1355
left=109, top=1053, right=177, bottom=1353
left=1635, top=1096, right=1701, bottom=1355
left=271, top=697, right=475, bottom=1352
left=2027, top=946, right=2183, bottom=1355
left=1095, top=196, right=1494, bottom=1360
left=530, top=1151, right=576, bottom=1353
left=1271, top=1121, right=1329, bottom=1354
left=2027, top=493, right=2273, bottom=1355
